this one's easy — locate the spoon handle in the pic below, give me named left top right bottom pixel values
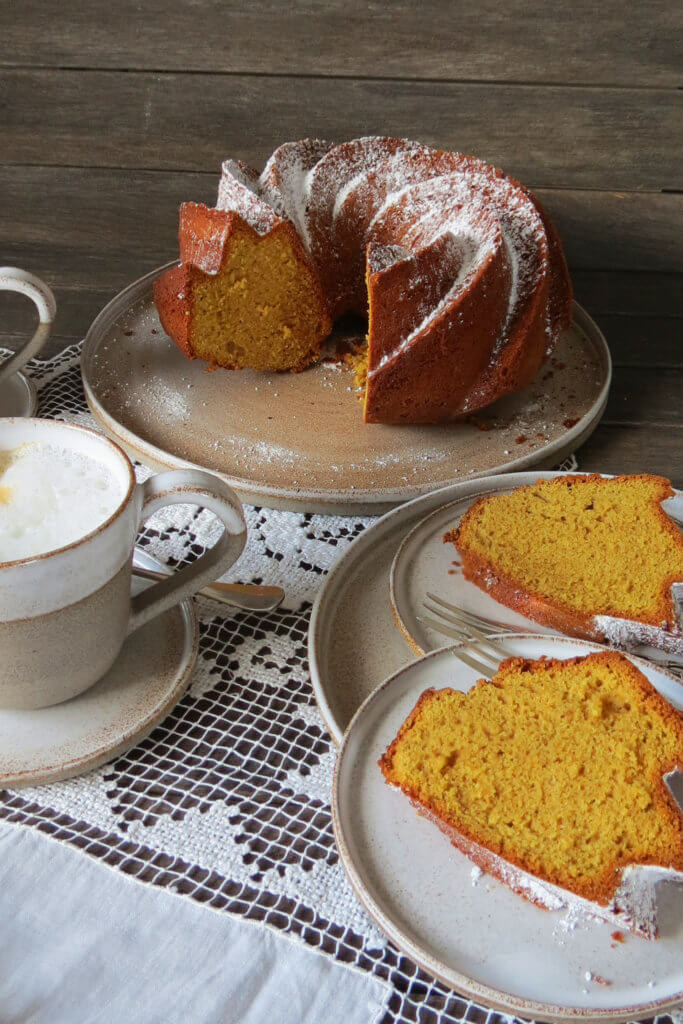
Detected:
left=132, top=564, right=285, bottom=612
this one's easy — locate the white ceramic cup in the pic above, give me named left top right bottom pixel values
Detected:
left=0, top=418, right=247, bottom=710
left=0, top=268, right=57, bottom=387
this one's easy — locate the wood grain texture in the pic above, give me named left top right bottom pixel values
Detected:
left=2, top=289, right=680, bottom=371
left=595, top=317, right=682, bottom=367
left=577, top=424, right=682, bottom=487
left=572, top=272, right=683, bottom=318
left=1, top=167, right=681, bottom=273
left=2, top=69, right=680, bottom=191
left=0, top=0, right=679, bottom=493
left=0, top=288, right=116, bottom=346
left=3, top=249, right=679, bottom=319
left=0, top=0, right=679, bottom=87
left=603, top=367, right=682, bottom=426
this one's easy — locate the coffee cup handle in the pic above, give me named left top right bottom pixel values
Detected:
left=128, top=468, right=246, bottom=634
left=0, top=268, right=57, bottom=384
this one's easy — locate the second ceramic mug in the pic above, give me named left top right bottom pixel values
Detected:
left=0, top=268, right=57, bottom=410
left=0, top=418, right=247, bottom=709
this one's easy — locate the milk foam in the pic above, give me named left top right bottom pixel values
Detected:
left=0, top=443, right=125, bottom=562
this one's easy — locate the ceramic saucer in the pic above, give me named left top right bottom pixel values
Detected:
left=333, top=635, right=683, bottom=1022
left=0, top=551, right=198, bottom=788
left=0, top=370, right=37, bottom=417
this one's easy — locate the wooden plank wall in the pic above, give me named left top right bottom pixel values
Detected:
left=0, top=0, right=681, bottom=480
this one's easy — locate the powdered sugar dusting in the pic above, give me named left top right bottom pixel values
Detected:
left=217, top=159, right=280, bottom=235
left=260, top=139, right=335, bottom=248
left=475, top=835, right=682, bottom=939
left=412, top=793, right=683, bottom=940
left=594, top=608, right=683, bottom=657
left=368, top=229, right=483, bottom=376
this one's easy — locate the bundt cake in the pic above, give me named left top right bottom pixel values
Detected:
left=153, top=137, right=573, bottom=425
left=445, top=474, right=683, bottom=654
left=380, top=651, right=683, bottom=936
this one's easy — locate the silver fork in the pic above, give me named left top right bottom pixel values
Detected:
left=424, top=592, right=517, bottom=636
left=420, top=592, right=510, bottom=679
left=422, top=591, right=683, bottom=681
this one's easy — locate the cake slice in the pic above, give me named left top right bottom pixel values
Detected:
left=153, top=202, right=331, bottom=372
left=379, top=651, right=683, bottom=936
left=445, top=474, right=683, bottom=654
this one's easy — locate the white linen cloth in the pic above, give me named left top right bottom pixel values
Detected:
left=0, top=822, right=389, bottom=1024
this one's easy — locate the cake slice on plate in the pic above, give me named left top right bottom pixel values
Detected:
left=445, top=474, right=683, bottom=654
left=380, top=651, right=683, bottom=937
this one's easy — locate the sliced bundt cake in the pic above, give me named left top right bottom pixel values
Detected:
left=153, top=137, right=572, bottom=424
left=154, top=202, right=331, bottom=372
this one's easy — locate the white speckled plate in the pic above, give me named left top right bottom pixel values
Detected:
left=81, top=262, right=611, bottom=515
left=389, top=485, right=683, bottom=656
left=0, top=370, right=37, bottom=417
left=0, top=553, right=198, bottom=788
left=333, top=635, right=683, bottom=1022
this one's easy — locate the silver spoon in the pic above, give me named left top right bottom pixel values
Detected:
left=132, top=560, right=285, bottom=612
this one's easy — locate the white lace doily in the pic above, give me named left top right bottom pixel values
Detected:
left=0, top=344, right=675, bottom=1024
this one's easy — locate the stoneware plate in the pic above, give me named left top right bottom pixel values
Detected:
left=389, top=485, right=683, bottom=657
left=332, top=635, right=683, bottom=1022
left=81, top=262, right=611, bottom=515
left=0, top=551, right=198, bottom=788
left=0, top=370, right=37, bottom=417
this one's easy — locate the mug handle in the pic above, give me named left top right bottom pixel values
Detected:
left=0, top=268, right=57, bottom=384
left=128, top=468, right=246, bottom=634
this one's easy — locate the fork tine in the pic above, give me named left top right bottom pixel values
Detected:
left=420, top=611, right=470, bottom=644
left=419, top=614, right=498, bottom=663
left=455, top=607, right=516, bottom=635
left=424, top=592, right=516, bottom=635
left=423, top=597, right=510, bottom=661
left=449, top=647, right=496, bottom=681
left=419, top=616, right=498, bottom=679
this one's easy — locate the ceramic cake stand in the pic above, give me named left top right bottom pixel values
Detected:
left=82, top=263, right=611, bottom=515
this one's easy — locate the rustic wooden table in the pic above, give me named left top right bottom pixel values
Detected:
left=1, top=1, right=681, bottom=485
